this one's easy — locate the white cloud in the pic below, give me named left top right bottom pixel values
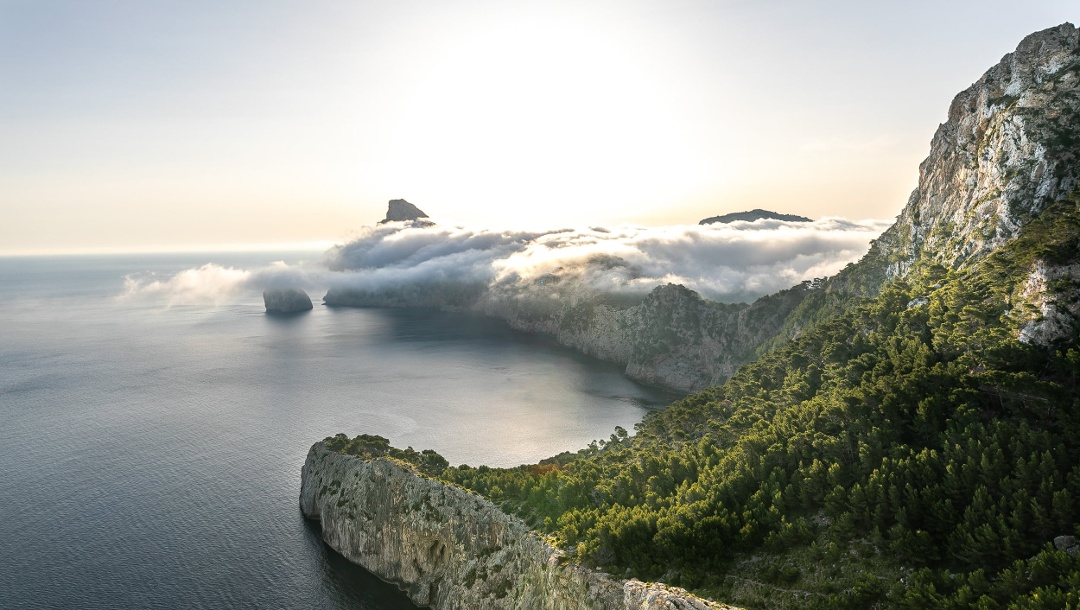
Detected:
left=121, top=261, right=327, bottom=307
left=324, top=217, right=891, bottom=303
left=122, top=217, right=891, bottom=306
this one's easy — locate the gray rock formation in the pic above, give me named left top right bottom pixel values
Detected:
left=263, top=288, right=313, bottom=313
left=1017, top=261, right=1080, bottom=344
left=379, top=199, right=433, bottom=225
left=870, top=23, right=1080, bottom=278
left=1054, top=535, right=1079, bottom=556
left=300, top=441, right=735, bottom=610
left=698, top=209, right=812, bottom=225
left=770, top=23, right=1080, bottom=350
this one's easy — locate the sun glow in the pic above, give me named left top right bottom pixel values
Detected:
left=378, top=10, right=714, bottom=226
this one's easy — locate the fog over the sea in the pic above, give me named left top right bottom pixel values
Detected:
left=123, top=218, right=892, bottom=306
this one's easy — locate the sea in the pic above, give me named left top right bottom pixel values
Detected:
left=0, top=252, right=680, bottom=610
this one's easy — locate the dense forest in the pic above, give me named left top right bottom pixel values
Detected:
left=331, top=192, right=1080, bottom=608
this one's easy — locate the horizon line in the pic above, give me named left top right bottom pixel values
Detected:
left=0, top=240, right=339, bottom=258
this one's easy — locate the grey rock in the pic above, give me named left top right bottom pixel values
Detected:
left=869, top=23, right=1080, bottom=278
left=300, top=442, right=737, bottom=610
left=1017, top=262, right=1080, bottom=344
left=263, top=288, right=313, bottom=314
left=768, top=23, right=1080, bottom=351
left=1054, top=535, right=1079, bottom=556
left=379, top=199, right=433, bottom=225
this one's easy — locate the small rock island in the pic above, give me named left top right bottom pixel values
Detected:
left=263, top=288, right=313, bottom=314
left=698, top=209, right=812, bottom=224
left=378, top=199, right=434, bottom=226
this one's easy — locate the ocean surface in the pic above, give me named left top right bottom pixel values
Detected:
left=0, top=252, right=679, bottom=610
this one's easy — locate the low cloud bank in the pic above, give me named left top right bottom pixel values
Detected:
left=122, top=217, right=892, bottom=306
left=324, top=218, right=891, bottom=303
left=121, top=261, right=328, bottom=307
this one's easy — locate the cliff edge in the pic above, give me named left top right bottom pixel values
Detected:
left=300, top=441, right=735, bottom=610
left=871, top=23, right=1080, bottom=278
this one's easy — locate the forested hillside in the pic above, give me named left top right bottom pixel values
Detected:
left=436, top=191, right=1080, bottom=609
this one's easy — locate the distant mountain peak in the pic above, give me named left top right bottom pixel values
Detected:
left=699, top=209, right=813, bottom=225
left=378, top=199, right=433, bottom=225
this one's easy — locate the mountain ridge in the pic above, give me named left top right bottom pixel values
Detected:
left=698, top=210, right=813, bottom=225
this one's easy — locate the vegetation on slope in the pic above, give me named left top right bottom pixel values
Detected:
left=430, top=193, right=1080, bottom=609
left=324, top=433, right=450, bottom=477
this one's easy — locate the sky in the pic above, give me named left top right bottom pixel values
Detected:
left=1, top=1, right=1076, bottom=254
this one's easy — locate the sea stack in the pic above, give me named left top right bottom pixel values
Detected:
left=378, top=199, right=433, bottom=225
left=263, top=288, right=313, bottom=314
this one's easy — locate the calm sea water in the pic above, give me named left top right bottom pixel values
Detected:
left=0, top=252, right=678, bottom=609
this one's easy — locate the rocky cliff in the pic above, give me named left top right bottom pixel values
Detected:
left=764, top=24, right=1080, bottom=351
left=477, top=282, right=814, bottom=393
left=870, top=23, right=1080, bottom=278
left=300, top=441, right=734, bottom=610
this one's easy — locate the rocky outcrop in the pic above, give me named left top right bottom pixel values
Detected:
left=869, top=23, right=1080, bottom=278
left=379, top=199, right=434, bottom=225
left=769, top=23, right=1080, bottom=350
left=698, top=209, right=812, bottom=225
left=1016, top=260, right=1080, bottom=345
left=1054, top=535, right=1080, bottom=556
left=300, top=441, right=735, bottom=610
left=263, top=288, right=313, bottom=313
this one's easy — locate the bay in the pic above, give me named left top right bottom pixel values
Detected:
left=0, top=252, right=678, bottom=609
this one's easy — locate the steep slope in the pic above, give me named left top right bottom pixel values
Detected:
left=301, top=438, right=734, bottom=610
left=763, top=23, right=1080, bottom=353
left=872, top=22, right=1080, bottom=278
left=476, top=281, right=815, bottom=393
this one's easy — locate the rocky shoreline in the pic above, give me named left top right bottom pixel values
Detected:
left=300, top=441, right=736, bottom=610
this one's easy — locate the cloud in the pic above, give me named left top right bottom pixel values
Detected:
left=121, top=261, right=328, bottom=306
left=122, top=217, right=891, bottom=307
left=324, top=217, right=892, bottom=304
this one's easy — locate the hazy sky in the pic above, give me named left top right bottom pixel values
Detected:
left=1, top=1, right=1076, bottom=254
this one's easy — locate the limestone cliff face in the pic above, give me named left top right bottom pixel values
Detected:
left=476, top=282, right=812, bottom=393
left=751, top=23, right=1080, bottom=351
left=871, top=23, right=1080, bottom=277
left=300, top=442, right=734, bottom=610
left=1016, top=260, right=1080, bottom=345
